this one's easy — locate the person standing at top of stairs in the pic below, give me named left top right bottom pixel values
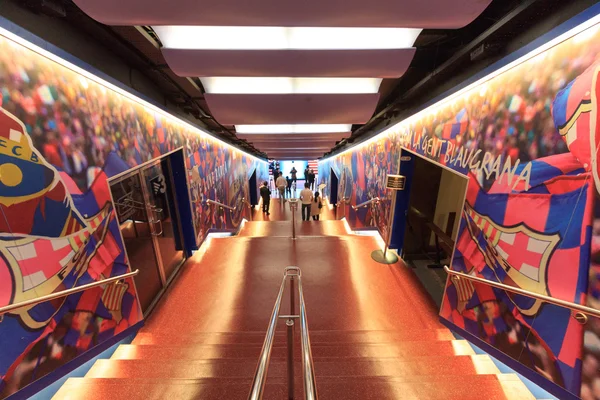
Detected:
left=300, top=182, right=314, bottom=221
left=276, top=172, right=287, bottom=200
left=259, top=181, right=270, bottom=215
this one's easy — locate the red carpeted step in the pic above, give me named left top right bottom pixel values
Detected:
left=132, top=329, right=454, bottom=345
left=53, top=374, right=521, bottom=400
left=112, top=339, right=470, bottom=361
left=53, top=378, right=286, bottom=400
left=86, top=355, right=486, bottom=380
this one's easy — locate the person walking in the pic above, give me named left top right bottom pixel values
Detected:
left=275, top=172, right=287, bottom=201
left=259, top=181, right=270, bottom=215
left=308, top=169, right=315, bottom=190
left=299, top=182, right=313, bottom=221
left=311, top=191, right=322, bottom=220
left=290, top=166, right=297, bottom=182
left=286, top=175, right=292, bottom=197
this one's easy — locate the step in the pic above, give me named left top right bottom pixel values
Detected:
left=53, top=373, right=533, bottom=400
left=112, top=340, right=474, bottom=361
left=86, top=355, right=498, bottom=380
left=53, top=378, right=285, bottom=400
left=132, top=329, right=454, bottom=345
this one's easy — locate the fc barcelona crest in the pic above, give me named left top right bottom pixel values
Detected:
left=463, top=203, right=560, bottom=316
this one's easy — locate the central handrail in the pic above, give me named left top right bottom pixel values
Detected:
left=248, top=267, right=318, bottom=400
left=205, top=198, right=236, bottom=211
left=352, top=197, right=380, bottom=210
left=444, top=266, right=599, bottom=321
left=0, top=270, right=139, bottom=316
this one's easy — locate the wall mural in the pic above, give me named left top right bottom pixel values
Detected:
left=319, top=20, right=600, bottom=398
left=0, top=31, right=266, bottom=398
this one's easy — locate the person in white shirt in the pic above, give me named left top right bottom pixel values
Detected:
left=299, top=182, right=314, bottom=221
left=275, top=172, right=287, bottom=201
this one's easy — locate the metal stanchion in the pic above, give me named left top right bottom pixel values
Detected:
left=371, top=175, right=405, bottom=265
left=288, top=198, right=298, bottom=240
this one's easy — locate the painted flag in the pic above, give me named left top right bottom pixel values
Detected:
left=101, top=282, right=129, bottom=311
left=441, top=108, right=469, bottom=140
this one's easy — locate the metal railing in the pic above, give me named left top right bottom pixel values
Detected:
left=351, top=197, right=381, bottom=210
left=0, top=270, right=139, bottom=317
left=205, top=198, right=236, bottom=211
left=248, top=267, right=317, bottom=400
left=443, top=266, right=598, bottom=323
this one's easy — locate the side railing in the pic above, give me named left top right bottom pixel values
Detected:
left=351, top=197, right=380, bottom=210
left=443, top=266, right=597, bottom=323
left=248, top=267, right=318, bottom=400
left=0, top=270, right=139, bottom=320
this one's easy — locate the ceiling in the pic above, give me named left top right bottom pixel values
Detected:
left=16, top=0, right=595, bottom=160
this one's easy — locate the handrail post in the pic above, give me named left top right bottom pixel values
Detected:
left=286, top=317, right=295, bottom=400
left=288, top=199, right=298, bottom=240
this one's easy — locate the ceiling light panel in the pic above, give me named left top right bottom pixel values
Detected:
left=201, top=77, right=382, bottom=94
left=153, top=26, right=421, bottom=50
left=236, top=124, right=351, bottom=134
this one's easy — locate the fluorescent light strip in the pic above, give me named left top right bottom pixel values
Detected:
left=201, top=77, right=382, bottom=94
left=236, top=124, right=351, bottom=134
left=0, top=27, right=266, bottom=164
left=320, top=13, right=600, bottom=163
left=154, top=26, right=421, bottom=50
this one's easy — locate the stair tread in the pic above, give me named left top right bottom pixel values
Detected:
left=112, top=340, right=473, bottom=360
left=53, top=374, right=527, bottom=400
left=86, top=356, right=490, bottom=379
left=133, top=329, right=454, bottom=345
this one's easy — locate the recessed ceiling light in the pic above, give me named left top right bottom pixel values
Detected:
left=201, top=77, right=382, bottom=94
left=153, top=26, right=421, bottom=50
left=236, top=124, right=351, bottom=134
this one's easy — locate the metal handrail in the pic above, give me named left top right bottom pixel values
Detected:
left=352, top=197, right=381, bottom=210
left=205, top=198, right=236, bottom=211
left=444, top=266, right=599, bottom=321
left=336, top=197, right=350, bottom=207
left=296, top=270, right=318, bottom=400
left=248, top=267, right=318, bottom=400
left=248, top=270, right=288, bottom=400
left=0, top=270, right=139, bottom=316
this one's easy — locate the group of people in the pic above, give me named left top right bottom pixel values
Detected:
left=260, top=174, right=323, bottom=220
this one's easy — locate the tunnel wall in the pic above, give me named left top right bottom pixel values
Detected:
left=0, top=22, right=267, bottom=399
left=319, top=7, right=600, bottom=399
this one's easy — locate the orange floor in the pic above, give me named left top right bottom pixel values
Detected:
left=54, top=199, right=533, bottom=399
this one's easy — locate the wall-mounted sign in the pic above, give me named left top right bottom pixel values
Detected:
left=386, top=175, right=406, bottom=190
left=400, top=156, right=412, bottom=161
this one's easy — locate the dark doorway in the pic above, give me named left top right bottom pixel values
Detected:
left=329, top=168, right=339, bottom=206
left=109, top=152, right=188, bottom=316
left=249, top=169, right=258, bottom=206
left=402, top=154, right=468, bottom=308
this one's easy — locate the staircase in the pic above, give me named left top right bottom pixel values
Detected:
left=53, top=218, right=536, bottom=399
left=54, top=327, right=533, bottom=399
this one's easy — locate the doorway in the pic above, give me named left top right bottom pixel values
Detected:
left=109, top=154, right=187, bottom=316
left=249, top=169, right=258, bottom=206
left=329, top=168, right=339, bottom=206
left=402, top=153, right=468, bottom=307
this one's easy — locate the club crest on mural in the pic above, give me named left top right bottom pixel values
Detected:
left=463, top=203, right=559, bottom=316
left=0, top=107, right=116, bottom=330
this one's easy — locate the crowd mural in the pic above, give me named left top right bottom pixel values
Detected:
left=319, top=20, right=600, bottom=399
left=0, top=30, right=267, bottom=397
